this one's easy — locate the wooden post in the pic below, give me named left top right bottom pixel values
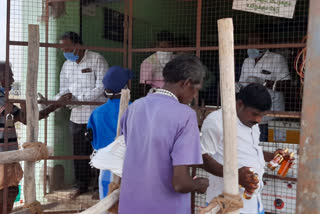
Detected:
left=80, top=189, right=120, bottom=214
left=0, top=148, right=42, bottom=164
left=218, top=18, right=239, bottom=214
left=24, top=24, right=40, bottom=204
left=296, top=0, right=320, bottom=212
left=113, top=88, right=130, bottom=185
left=80, top=89, right=130, bottom=214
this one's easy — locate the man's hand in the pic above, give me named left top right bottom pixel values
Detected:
left=56, top=93, right=73, bottom=107
left=58, top=93, right=73, bottom=101
left=238, top=167, right=259, bottom=193
left=194, top=177, right=209, bottom=194
left=264, top=80, right=274, bottom=89
left=273, top=149, right=294, bottom=161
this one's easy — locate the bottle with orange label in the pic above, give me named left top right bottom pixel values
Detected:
left=267, top=148, right=288, bottom=170
left=277, top=152, right=294, bottom=177
left=243, top=169, right=259, bottom=200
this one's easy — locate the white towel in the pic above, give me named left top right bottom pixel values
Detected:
left=90, top=135, right=126, bottom=177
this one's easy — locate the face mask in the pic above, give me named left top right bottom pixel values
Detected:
left=247, top=49, right=264, bottom=59
left=63, top=52, right=79, bottom=62
left=156, top=51, right=173, bottom=67
left=104, top=91, right=121, bottom=96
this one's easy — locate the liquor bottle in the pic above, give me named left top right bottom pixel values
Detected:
left=243, top=172, right=259, bottom=200
left=277, top=152, right=295, bottom=177
left=267, top=148, right=289, bottom=170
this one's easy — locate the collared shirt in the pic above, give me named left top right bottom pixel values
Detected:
left=239, top=50, right=290, bottom=122
left=139, top=52, right=174, bottom=88
left=119, top=93, right=203, bottom=214
left=57, top=50, right=108, bottom=124
left=201, top=109, right=265, bottom=214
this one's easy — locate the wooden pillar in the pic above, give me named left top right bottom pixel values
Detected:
left=24, top=24, right=40, bottom=204
left=218, top=18, right=239, bottom=214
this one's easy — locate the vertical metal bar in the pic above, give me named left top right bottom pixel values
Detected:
left=128, top=0, right=133, bottom=70
left=79, top=0, right=83, bottom=41
left=191, top=1, right=202, bottom=213
left=123, top=0, right=129, bottom=68
left=191, top=167, right=196, bottom=214
left=296, top=0, right=320, bottom=213
left=3, top=0, right=11, bottom=212
left=43, top=0, right=49, bottom=197
left=194, top=0, right=202, bottom=109
left=196, top=0, right=202, bottom=58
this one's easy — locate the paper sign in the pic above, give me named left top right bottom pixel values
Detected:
left=232, top=0, right=297, bottom=19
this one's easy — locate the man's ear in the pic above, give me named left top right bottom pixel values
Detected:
left=181, top=78, right=192, bottom=88
left=236, top=99, right=243, bottom=110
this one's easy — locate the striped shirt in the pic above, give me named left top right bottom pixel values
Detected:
left=0, top=90, right=19, bottom=152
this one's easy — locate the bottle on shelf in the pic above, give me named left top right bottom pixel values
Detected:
left=277, top=152, right=295, bottom=177
left=267, top=148, right=289, bottom=170
left=243, top=169, right=259, bottom=200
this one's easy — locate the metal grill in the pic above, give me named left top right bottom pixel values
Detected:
left=1, top=0, right=310, bottom=213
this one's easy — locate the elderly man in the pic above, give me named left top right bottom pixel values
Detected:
left=0, top=62, right=71, bottom=213
left=55, top=32, right=109, bottom=197
left=119, top=55, right=209, bottom=214
left=201, top=83, right=290, bottom=214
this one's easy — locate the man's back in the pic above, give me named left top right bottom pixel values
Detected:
left=87, top=98, right=120, bottom=150
left=119, top=93, right=202, bottom=214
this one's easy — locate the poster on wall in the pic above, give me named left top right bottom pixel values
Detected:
left=232, top=0, right=297, bottom=19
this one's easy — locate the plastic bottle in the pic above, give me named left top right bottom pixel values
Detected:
left=267, top=148, right=288, bottom=170
left=243, top=171, right=259, bottom=200
left=277, top=152, right=294, bottom=177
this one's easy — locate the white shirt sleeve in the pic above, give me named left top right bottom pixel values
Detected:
left=200, top=115, right=222, bottom=156
left=76, top=55, right=109, bottom=101
left=274, top=55, right=290, bottom=81
left=54, top=63, right=70, bottom=100
left=238, top=58, right=250, bottom=87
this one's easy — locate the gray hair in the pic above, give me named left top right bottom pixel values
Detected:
left=162, top=54, right=206, bottom=84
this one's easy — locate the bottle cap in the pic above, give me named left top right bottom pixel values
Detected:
left=289, top=152, right=295, bottom=158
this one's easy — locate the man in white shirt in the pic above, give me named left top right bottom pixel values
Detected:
left=55, top=32, right=109, bottom=197
left=201, top=83, right=289, bottom=214
left=238, top=34, right=291, bottom=141
left=140, top=30, right=174, bottom=94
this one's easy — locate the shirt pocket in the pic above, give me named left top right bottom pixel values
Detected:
left=78, top=70, right=96, bottom=88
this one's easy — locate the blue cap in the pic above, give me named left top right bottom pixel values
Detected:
left=102, top=66, right=133, bottom=93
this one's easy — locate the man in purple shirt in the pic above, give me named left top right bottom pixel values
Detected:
left=119, top=55, right=209, bottom=214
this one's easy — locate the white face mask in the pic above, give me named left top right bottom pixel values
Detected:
left=156, top=51, right=173, bottom=67
left=104, top=91, right=121, bottom=96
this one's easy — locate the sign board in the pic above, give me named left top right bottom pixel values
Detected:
left=232, top=0, right=297, bottom=19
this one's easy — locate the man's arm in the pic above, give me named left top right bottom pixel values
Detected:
left=202, top=153, right=259, bottom=192
left=263, top=151, right=275, bottom=162
left=264, top=80, right=291, bottom=92
left=16, top=93, right=72, bottom=124
left=264, top=149, right=290, bottom=163
left=265, top=54, right=291, bottom=92
left=172, top=165, right=208, bottom=194
left=202, top=154, right=223, bottom=177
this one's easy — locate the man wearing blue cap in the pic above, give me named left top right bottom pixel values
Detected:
left=87, top=66, right=133, bottom=201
